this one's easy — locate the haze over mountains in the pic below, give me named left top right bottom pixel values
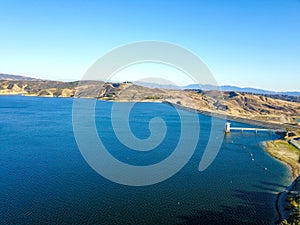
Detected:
left=0, top=73, right=41, bottom=81
left=1, top=73, right=299, bottom=97
left=134, top=81, right=300, bottom=97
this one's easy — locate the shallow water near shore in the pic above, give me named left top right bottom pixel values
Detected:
left=0, top=95, right=292, bottom=224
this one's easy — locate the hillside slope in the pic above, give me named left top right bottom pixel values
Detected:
left=0, top=79, right=299, bottom=128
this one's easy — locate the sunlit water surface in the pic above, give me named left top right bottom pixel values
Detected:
left=0, top=96, right=291, bottom=224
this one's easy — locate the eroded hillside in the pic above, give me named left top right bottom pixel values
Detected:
left=0, top=79, right=299, bottom=127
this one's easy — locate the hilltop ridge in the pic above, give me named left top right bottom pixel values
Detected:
left=0, top=76, right=299, bottom=129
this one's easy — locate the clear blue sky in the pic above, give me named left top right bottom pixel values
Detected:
left=0, top=0, right=299, bottom=91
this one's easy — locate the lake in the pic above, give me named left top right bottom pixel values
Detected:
left=0, top=95, right=291, bottom=224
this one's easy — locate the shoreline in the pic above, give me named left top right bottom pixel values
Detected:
left=1, top=93, right=300, bottom=223
left=163, top=100, right=298, bottom=131
left=168, top=99, right=300, bottom=223
left=167, top=99, right=299, bottom=223
left=275, top=177, right=299, bottom=222
left=264, top=139, right=300, bottom=224
left=265, top=140, right=300, bottom=180
left=166, top=99, right=300, bottom=223
left=0, top=93, right=298, bottom=131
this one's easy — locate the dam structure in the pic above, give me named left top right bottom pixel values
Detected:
left=225, top=122, right=283, bottom=134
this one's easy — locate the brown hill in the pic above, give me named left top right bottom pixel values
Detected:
left=0, top=80, right=299, bottom=128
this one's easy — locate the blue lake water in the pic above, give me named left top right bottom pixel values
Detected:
left=0, top=95, right=291, bottom=224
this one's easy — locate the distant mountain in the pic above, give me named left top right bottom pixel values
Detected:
left=1, top=73, right=299, bottom=97
left=1, top=79, right=299, bottom=129
left=0, top=73, right=41, bottom=81
left=182, top=84, right=217, bottom=90
left=219, top=85, right=300, bottom=97
left=133, top=81, right=180, bottom=90
left=280, top=92, right=300, bottom=97
left=136, top=82, right=300, bottom=97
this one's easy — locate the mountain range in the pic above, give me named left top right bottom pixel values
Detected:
left=0, top=73, right=41, bottom=81
left=1, top=73, right=299, bottom=97
left=0, top=72, right=299, bottom=129
left=134, top=81, right=300, bottom=97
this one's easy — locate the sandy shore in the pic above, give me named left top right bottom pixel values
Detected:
left=265, top=140, right=300, bottom=179
left=264, top=139, right=300, bottom=223
left=168, top=99, right=300, bottom=223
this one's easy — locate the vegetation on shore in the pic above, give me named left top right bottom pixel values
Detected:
left=279, top=189, right=300, bottom=225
